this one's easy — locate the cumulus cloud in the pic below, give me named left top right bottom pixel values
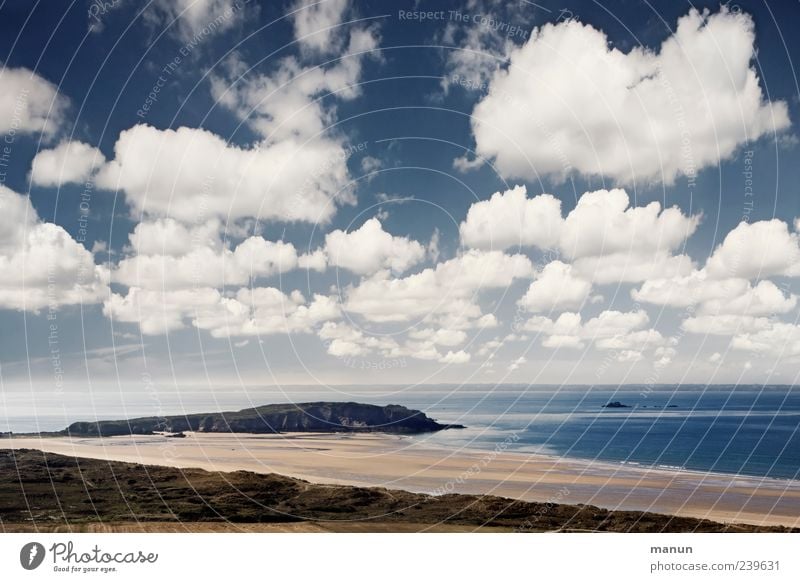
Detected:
left=318, top=321, right=398, bottom=358
left=100, top=19, right=380, bottom=225
left=345, top=249, right=533, bottom=324
left=632, top=219, right=800, bottom=340
left=439, top=350, right=471, bottom=364
left=461, top=187, right=699, bottom=283
left=681, top=314, right=769, bottom=336
left=30, top=141, right=106, bottom=187
left=115, top=220, right=324, bottom=290
left=705, top=219, right=800, bottom=279
left=0, top=185, right=108, bottom=311
left=517, top=261, right=592, bottom=313
left=94, top=124, right=353, bottom=223
left=465, top=7, right=790, bottom=184
left=558, top=189, right=700, bottom=261
left=324, top=218, right=426, bottom=276
left=105, top=285, right=340, bottom=337
left=730, top=322, right=800, bottom=357
left=408, top=327, right=468, bottom=347
left=524, top=309, right=664, bottom=356
left=459, top=185, right=562, bottom=250
left=0, top=66, right=68, bottom=139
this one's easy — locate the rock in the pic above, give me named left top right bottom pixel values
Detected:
left=601, top=401, right=631, bottom=408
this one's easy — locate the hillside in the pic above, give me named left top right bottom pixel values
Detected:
left=2, top=449, right=791, bottom=533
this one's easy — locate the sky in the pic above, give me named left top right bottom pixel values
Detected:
left=0, top=0, right=799, bottom=396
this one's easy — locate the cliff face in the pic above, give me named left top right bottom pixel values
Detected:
left=64, top=402, right=465, bottom=436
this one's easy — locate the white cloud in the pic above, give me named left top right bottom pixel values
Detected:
left=440, top=4, right=514, bottom=95
left=633, top=271, right=749, bottom=308
left=127, top=218, right=219, bottom=257
left=298, top=249, right=328, bottom=272
left=572, top=252, right=694, bottom=285
left=459, top=185, right=562, bottom=250
left=634, top=256, right=797, bottom=320
left=408, top=327, right=467, bottom=347
left=518, top=261, right=592, bottom=313
left=291, top=0, right=349, bottom=54
left=508, top=356, right=526, bottom=371
left=730, top=322, right=800, bottom=357
left=439, top=350, right=471, bottom=364
left=30, top=141, right=106, bottom=187
left=210, top=27, right=379, bottom=142
left=324, top=218, right=426, bottom=276
left=524, top=309, right=662, bottom=354
left=360, top=155, right=382, bottom=174
left=95, top=124, right=353, bottom=223
left=705, top=219, right=800, bottom=279
left=466, top=7, right=790, bottom=184
left=145, top=0, right=247, bottom=42
left=318, top=321, right=398, bottom=358
left=559, top=189, right=699, bottom=260
left=0, top=66, right=68, bottom=139
left=346, top=249, right=533, bottom=323
left=105, top=285, right=340, bottom=337
left=681, top=314, right=770, bottom=336
left=460, top=187, right=699, bottom=284
left=115, top=221, right=323, bottom=290
left=0, top=185, right=108, bottom=311
left=700, top=280, right=797, bottom=317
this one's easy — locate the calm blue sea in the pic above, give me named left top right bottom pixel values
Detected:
left=2, top=385, right=799, bottom=480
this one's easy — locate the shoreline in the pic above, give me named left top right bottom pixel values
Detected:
left=2, top=432, right=799, bottom=528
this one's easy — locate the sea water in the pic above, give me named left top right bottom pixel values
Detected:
left=2, top=384, right=799, bottom=480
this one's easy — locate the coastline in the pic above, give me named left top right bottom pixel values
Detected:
left=3, top=432, right=799, bottom=528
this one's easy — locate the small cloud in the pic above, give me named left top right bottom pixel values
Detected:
left=453, top=154, right=484, bottom=173
left=375, top=192, right=414, bottom=204
left=360, top=155, right=382, bottom=174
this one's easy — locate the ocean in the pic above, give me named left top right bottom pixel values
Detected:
left=2, top=384, right=799, bottom=480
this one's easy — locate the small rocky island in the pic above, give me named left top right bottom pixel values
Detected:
left=601, top=401, right=632, bottom=408
left=58, top=402, right=465, bottom=437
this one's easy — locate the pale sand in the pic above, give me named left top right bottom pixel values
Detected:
left=3, top=432, right=799, bottom=528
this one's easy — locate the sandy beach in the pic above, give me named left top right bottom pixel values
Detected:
left=3, top=432, right=799, bottom=528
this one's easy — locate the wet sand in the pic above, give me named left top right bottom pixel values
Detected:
left=3, top=432, right=799, bottom=528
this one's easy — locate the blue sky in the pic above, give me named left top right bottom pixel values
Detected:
left=1, top=0, right=799, bottom=396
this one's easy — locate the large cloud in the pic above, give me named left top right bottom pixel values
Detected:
left=0, top=185, right=108, bottom=311
left=94, top=124, right=353, bottom=223
left=463, top=7, right=790, bottom=184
